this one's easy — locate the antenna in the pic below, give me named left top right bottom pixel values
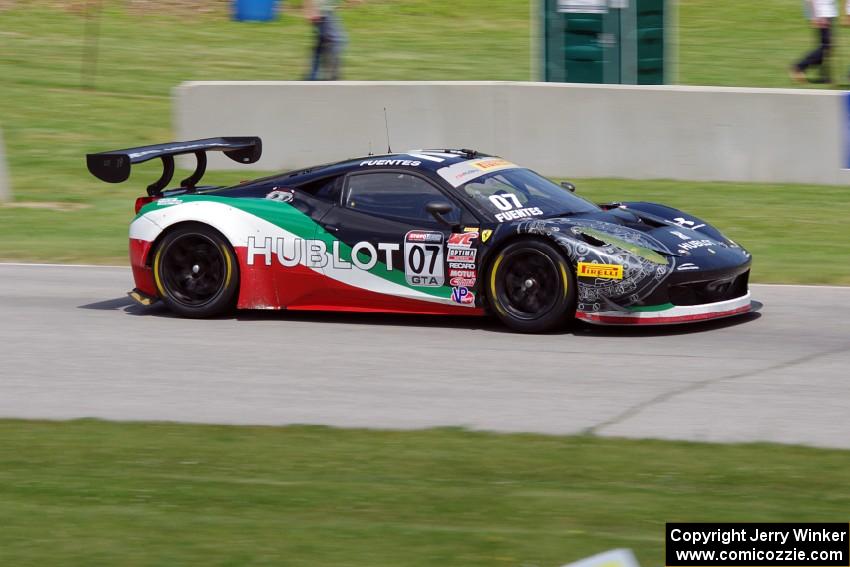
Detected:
left=384, top=107, right=392, bottom=153
left=368, top=140, right=373, bottom=156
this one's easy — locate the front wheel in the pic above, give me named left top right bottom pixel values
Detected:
left=486, top=239, right=576, bottom=333
left=153, top=224, right=239, bottom=318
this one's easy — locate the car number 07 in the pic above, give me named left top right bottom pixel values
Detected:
left=409, top=245, right=440, bottom=275
left=404, top=242, right=444, bottom=287
left=489, top=193, right=522, bottom=211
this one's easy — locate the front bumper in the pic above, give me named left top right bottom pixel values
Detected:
left=576, top=292, right=753, bottom=325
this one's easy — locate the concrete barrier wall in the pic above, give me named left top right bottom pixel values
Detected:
left=175, top=81, right=850, bottom=185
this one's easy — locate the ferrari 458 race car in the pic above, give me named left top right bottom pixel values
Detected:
left=87, top=137, right=754, bottom=332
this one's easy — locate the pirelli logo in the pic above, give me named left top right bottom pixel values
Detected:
left=472, top=159, right=512, bottom=170
left=577, top=262, right=624, bottom=279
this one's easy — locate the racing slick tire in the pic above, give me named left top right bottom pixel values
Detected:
left=152, top=224, right=240, bottom=318
left=486, top=239, right=576, bottom=333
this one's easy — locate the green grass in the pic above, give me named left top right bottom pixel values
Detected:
left=1, top=174, right=847, bottom=283
left=678, top=0, right=850, bottom=88
left=575, top=179, right=850, bottom=285
left=679, top=1, right=790, bottom=87
left=1, top=0, right=848, bottom=281
left=1, top=420, right=849, bottom=567
left=0, top=0, right=530, bottom=261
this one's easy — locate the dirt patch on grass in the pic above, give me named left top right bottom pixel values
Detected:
left=1, top=1, right=232, bottom=15
left=2, top=201, right=92, bottom=211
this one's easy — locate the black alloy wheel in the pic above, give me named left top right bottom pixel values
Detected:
left=487, top=239, right=575, bottom=332
left=153, top=224, right=239, bottom=318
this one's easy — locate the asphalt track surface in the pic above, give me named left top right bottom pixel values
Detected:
left=1, top=263, right=849, bottom=449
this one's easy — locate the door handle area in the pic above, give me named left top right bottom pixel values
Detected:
left=324, top=224, right=340, bottom=233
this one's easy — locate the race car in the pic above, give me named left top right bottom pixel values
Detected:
left=87, top=137, right=754, bottom=332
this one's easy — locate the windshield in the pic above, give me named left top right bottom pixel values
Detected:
left=459, top=168, right=599, bottom=222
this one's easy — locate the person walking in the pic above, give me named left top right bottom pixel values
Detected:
left=304, top=0, right=347, bottom=81
left=791, top=0, right=838, bottom=83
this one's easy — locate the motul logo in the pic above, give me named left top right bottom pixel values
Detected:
left=577, top=262, right=623, bottom=280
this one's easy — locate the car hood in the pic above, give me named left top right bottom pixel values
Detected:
left=516, top=210, right=750, bottom=271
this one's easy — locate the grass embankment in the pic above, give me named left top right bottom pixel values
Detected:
left=678, top=0, right=850, bottom=88
left=0, top=0, right=529, bottom=261
left=1, top=1, right=848, bottom=282
left=577, top=179, right=850, bottom=285
left=1, top=420, right=849, bottom=567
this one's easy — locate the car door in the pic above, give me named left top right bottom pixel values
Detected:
left=231, top=176, right=342, bottom=310
left=315, top=169, right=481, bottom=311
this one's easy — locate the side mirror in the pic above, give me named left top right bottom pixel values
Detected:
left=560, top=181, right=576, bottom=192
left=425, top=201, right=455, bottom=226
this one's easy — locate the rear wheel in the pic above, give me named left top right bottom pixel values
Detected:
left=153, top=225, right=239, bottom=318
left=486, top=239, right=575, bottom=333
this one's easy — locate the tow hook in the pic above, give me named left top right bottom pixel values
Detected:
left=127, top=288, right=159, bottom=307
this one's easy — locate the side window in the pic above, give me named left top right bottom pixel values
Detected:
left=297, top=176, right=342, bottom=203
left=345, top=172, right=460, bottom=225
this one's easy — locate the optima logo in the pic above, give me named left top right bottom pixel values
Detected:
left=577, top=262, right=624, bottom=280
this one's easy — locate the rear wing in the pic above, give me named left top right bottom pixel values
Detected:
left=86, top=136, right=262, bottom=196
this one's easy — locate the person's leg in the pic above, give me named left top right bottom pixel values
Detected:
left=794, top=21, right=833, bottom=80
left=325, top=14, right=345, bottom=80
left=816, top=21, right=834, bottom=82
left=796, top=30, right=823, bottom=72
left=307, top=17, right=326, bottom=80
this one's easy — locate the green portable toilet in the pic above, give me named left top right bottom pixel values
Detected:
left=542, top=0, right=669, bottom=84
left=633, top=0, right=665, bottom=84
